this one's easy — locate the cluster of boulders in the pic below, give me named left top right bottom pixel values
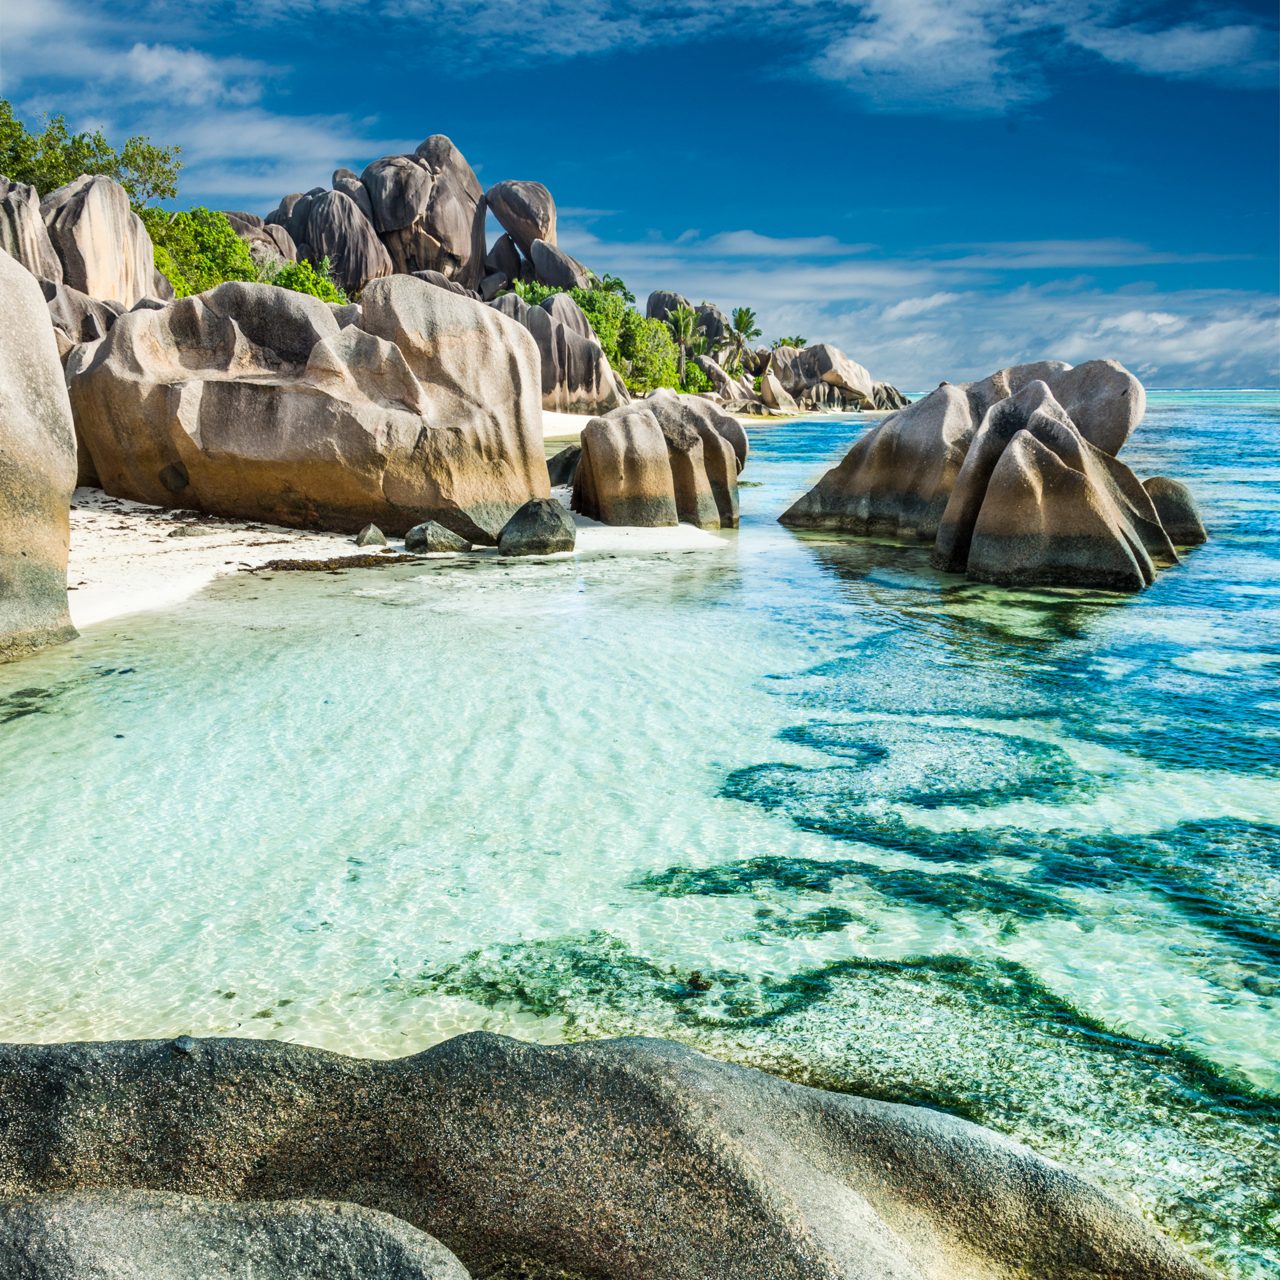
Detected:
left=645, top=288, right=907, bottom=416
left=0, top=1031, right=1209, bottom=1280
left=567, top=390, right=747, bottom=529
left=781, top=359, right=1206, bottom=589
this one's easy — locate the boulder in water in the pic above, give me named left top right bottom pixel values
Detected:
left=1143, top=475, right=1207, bottom=545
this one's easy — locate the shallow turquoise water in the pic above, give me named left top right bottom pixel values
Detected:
left=1, top=391, right=1278, bottom=1276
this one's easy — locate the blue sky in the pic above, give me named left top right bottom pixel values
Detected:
left=2, top=1, right=1277, bottom=387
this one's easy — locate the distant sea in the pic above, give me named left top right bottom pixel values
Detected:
left=1, top=390, right=1277, bottom=1277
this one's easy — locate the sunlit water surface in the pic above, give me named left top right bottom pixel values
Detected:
left=2, top=391, right=1278, bottom=1276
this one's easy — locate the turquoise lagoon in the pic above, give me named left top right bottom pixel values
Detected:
left=1, top=391, right=1277, bottom=1276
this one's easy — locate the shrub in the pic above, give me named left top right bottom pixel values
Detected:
left=1, top=98, right=180, bottom=205
left=141, top=207, right=258, bottom=298
left=618, top=311, right=679, bottom=394
left=269, top=257, right=348, bottom=304
left=681, top=360, right=713, bottom=394
left=510, top=278, right=558, bottom=306
left=570, top=287, right=626, bottom=364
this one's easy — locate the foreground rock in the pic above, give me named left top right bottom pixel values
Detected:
left=780, top=359, right=1201, bottom=590
left=68, top=278, right=547, bottom=541
left=39, top=175, right=156, bottom=308
left=0, top=1193, right=469, bottom=1280
left=0, top=1032, right=1209, bottom=1280
left=497, top=498, right=575, bottom=554
left=573, top=391, right=745, bottom=529
left=0, top=251, right=78, bottom=661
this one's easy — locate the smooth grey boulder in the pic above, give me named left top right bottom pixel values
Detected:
left=528, top=238, right=591, bottom=290
left=761, top=367, right=799, bottom=413
left=0, top=177, right=62, bottom=281
left=874, top=382, right=909, bottom=410
left=1046, top=358, right=1146, bottom=456
left=332, top=167, right=375, bottom=224
left=0, top=1032, right=1209, bottom=1280
left=222, top=210, right=295, bottom=274
left=770, top=342, right=875, bottom=410
left=546, top=443, right=581, bottom=487
left=0, top=250, right=78, bottom=661
left=645, top=289, right=689, bottom=323
left=486, top=180, right=556, bottom=257
left=1143, top=476, right=1207, bottom=545
left=39, top=175, right=155, bottom=307
left=412, top=269, right=474, bottom=298
left=355, top=523, right=387, bottom=547
left=573, top=408, right=679, bottom=527
left=491, top=292, right=624, bottom=416
left=0, top=1192, right=470, bottom=1280
left=497, top=498, right=575, bottom=554
left=541, top=291, right=593, bottom=341
left=41, top=278, right=119, bottom=346
left=405, top=521, right=471, bottom=553
left=304, top=189, right=393, bottom=295
left=484, top=232, right=521, bottom=287
left=693, top=353, right=744, bottom=403
left=644, top=389, right=744, bottom=526
left=957, top=389, right=1172, bottom=588
left=695, top=301, right=731, bottom=352
left=781, top=383, right=980, bottom=540
left=68, top=277, right=547, bottom=540
left=362, top=137, right=486, bottom=287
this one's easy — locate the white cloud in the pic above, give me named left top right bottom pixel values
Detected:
left=119, top=44, right=275, bottom=107
left=1066, top=19, right=1275, bottom=85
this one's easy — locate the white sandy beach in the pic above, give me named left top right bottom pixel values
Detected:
left=67, top=488, right=727, bottom=631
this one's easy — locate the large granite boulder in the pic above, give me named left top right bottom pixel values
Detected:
left=770, top=342, right=875, bottom=410
left=0, top=1032, right=1209, bottom=1280
left=761, top=366, right=798, bottom=413
left=528, top=238, right=590, bottom=290
left=874, top=382, right=909, bottom=410
left=223, top=210, right=298, bottom=275
left=1143, top=476, right=1207, bottom=545
left=497, top=498, right=575, bottom=554
left=41, top=279, right=121, bottom=347
left=693, top=353, right=747, bottom=404
left=361, top=137, right=486, bottom=287
left=781, top=358, right=1197, bottom=591
left=0, top=251, right=78, bottom=661
left=68, top=278, right=547, bottom=541
left=574, top=391, right=744, bottom=529
left=695, top=301, right=731, bottom=352
left=491, top=292, right=624, bottom=415
left=301, top=190, right=392, bottom=295
left=264, top=188, right=324, bottom=257
left=645, top=289, right=689, bottom=323
left=546, top=443, right=581, bottom=487
left=39, top=175, right=154, bottom=307
left=332, top=167, right=375, bottom=224
left=0, top=177, right=62, bottom=281
left=0, top=1193, right=470, bottom=1279
left=541, top=291, right=593, bottom=341
left=934, top=381, right=1175, bottom=589
left=573, top=408, right=679, bottom=527
left=485, top=180, right=556, bottom=257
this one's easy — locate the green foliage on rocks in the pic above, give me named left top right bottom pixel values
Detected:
left=617, top=310, right=679, bottom=394
left=681, top=359, right=713, bottom=394
left=140, top=207, right=258, bottom=298
left=772, top=335, right=807, bottom=349
left=0, top=99, right=180, bottom=206
left=268, top=257, right=348, bottom=304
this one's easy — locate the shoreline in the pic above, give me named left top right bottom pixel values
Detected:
left=66, top=487, right=727, bottom=631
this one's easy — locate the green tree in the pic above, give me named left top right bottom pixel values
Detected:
left=0, top=99, right=180, bottom=205
left=681, top=359, right=713, bottom=394
left=723, top=306, right=763, bottom=375
left=570, top=287, right=626, bottom=365
left=664, top=303, right=703, bottom=385
left=618, top=310, right=679, bottom=394
left=269, top=257, right=348, bottom=304
left=771, top=335, right=807, bottom=350
left=141, top=207, right=258, bottom=297
left=596, top=273, right=635, bottom=303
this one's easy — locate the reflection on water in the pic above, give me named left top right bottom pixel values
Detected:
left=0, top=391, right=1277, bottom=1277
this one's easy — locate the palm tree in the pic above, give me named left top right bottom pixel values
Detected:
left=723, top=306, right=763, bottom=375
left=665, top=303, right=703, bottom=384
left=771, top=335, right=807, bottom=350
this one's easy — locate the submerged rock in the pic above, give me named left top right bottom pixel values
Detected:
left=0, top=251, right=78, bottom=662
left=1143, top=476, right=1208, bottom=545
left=497, top=498, right=576, bottom=555
left=0, top=1193, right=470, bottom=1279
left=0, top=1032, right=1209, bottom=1280
left=68, top=277, right=547, bottom=539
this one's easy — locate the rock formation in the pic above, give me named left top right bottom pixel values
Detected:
left=0, top=1193, right=469, bottom=1280
left=1143, top=476, right=1208, bottom=545
left=491, top=292, right=626, bottom=415
left=39, top=174, right=156, bottom=308
left=770, top=342, right=876, bottom=410
left=67, top=277, right=548, bottom=542
left=497, top=498, right=576, bottom=554
left=485, top=180, right=556, bottom=257
left=0, top=177, right=62, bottom=282
left=0, top=1032, right=1209, bottom=1280
left=573, top=390, right=745, bottom=529
left=645, top=290, right=689, bottom=324
left=781, top=359, right=1203, bottom=590
left=761, top=365, right=799, bottom=413
left=528, top=238, right=590, bottom=290
left=223, top=210, right=297, bottom=274
left=0, top=250, right=79, bottom=661
left=298, top=189, right=394, bottom=295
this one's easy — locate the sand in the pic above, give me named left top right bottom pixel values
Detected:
left=543, top=411, right=592, bottom=440
left=66, top=488, right=727, bottom=631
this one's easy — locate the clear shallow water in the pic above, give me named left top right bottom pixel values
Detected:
left=1, top=390, right=1278, bottom=1276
